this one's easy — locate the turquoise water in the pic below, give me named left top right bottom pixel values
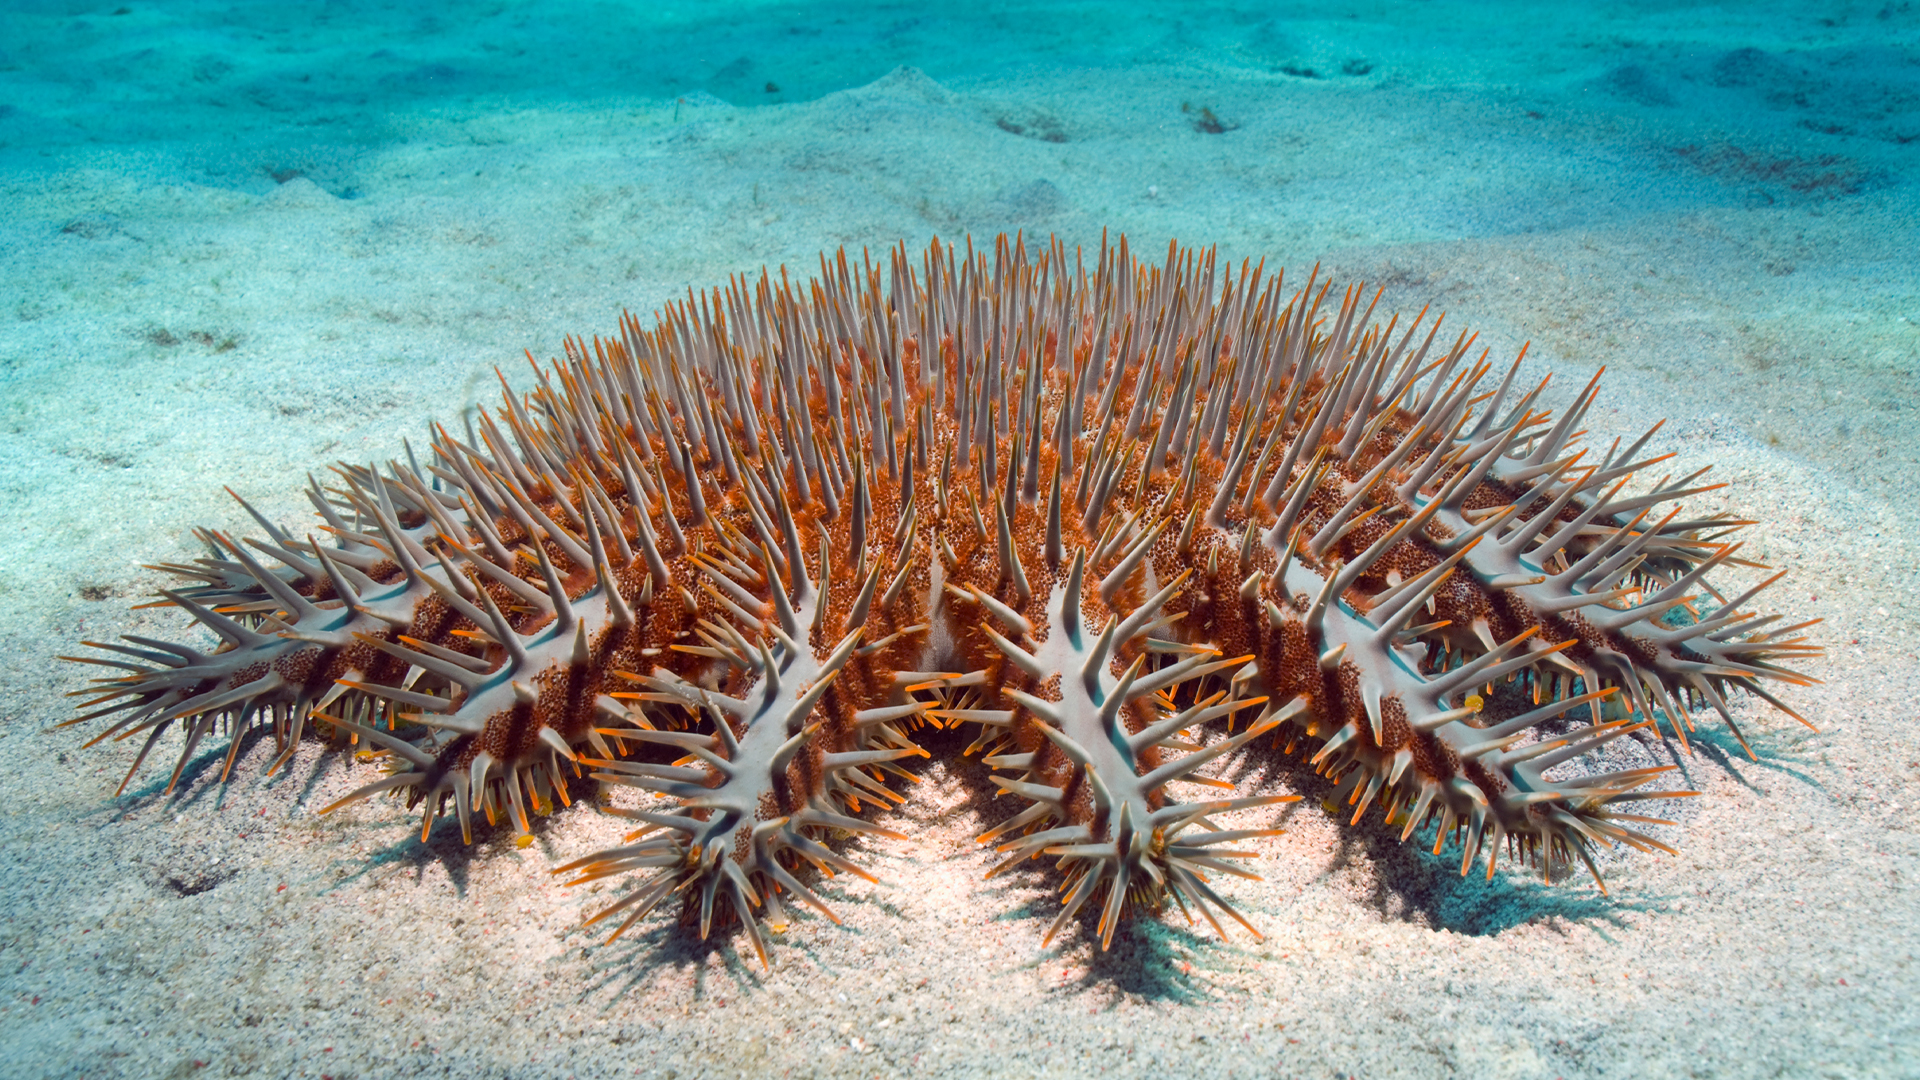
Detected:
left=7, top=2, right=1914, bottom=201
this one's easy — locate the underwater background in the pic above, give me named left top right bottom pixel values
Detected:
left=1, top=2, right=1915, bottom=1077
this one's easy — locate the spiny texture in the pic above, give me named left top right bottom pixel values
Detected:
left=67, top=234, right=1818, bottom=965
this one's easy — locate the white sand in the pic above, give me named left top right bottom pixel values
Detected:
left=1, top=9, right=1916, bottom=1077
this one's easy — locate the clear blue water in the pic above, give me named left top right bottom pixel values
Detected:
left=5, top=1, right=1915, bottom=197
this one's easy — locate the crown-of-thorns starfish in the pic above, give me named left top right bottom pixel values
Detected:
left=64, top=232, right=1819, bottom=967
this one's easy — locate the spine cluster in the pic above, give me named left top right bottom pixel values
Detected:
left=67, top=234, right=1817, bottom=964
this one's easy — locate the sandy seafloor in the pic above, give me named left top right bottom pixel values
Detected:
left=1, top=2, right=1918, bottom=1077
